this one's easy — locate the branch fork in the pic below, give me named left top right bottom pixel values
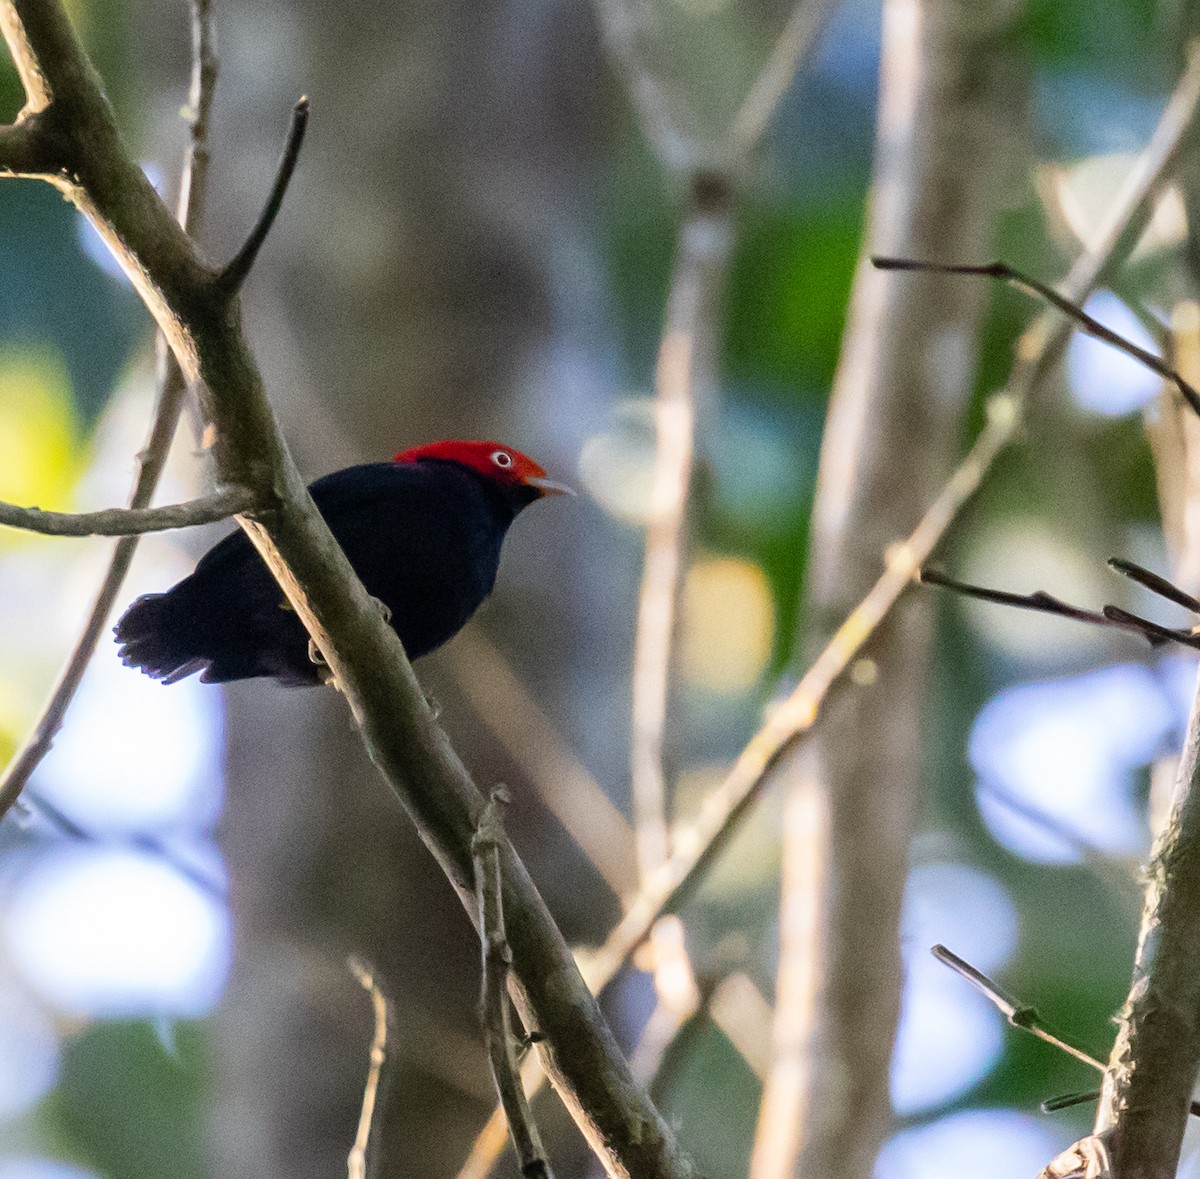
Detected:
left=0, top=3, right=692, bottom=1175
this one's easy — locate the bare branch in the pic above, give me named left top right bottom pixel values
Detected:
left=631, top=175, right=733, bottom=889
left=474, top=793, right=555, bottom=1179
left=932, top=945, right=1104, bottom=1071
left=1107, top=556, right=1200, bottom=613
left=0, top=486, right=254, bottom=537
left=918, top=565, right=1199, bottom=648
left=348, top=958, right=392, bottom=1179
left=874, top=256, right=1200, bottom=417
left=728, top=0, right=839, bottom=161
left=0, top=0, right=217, bottom=824
left=488, top=25, right=1200, bottom=1031
left=216, top=96, right=309, bottom=293
left=1043, top=1091, right=1103, bottom=1114
left=0, top=4, right=692, bottom=1173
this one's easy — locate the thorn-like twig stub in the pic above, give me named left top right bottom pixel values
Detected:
left=1042, top=1090, right=1102, bottom=1114
left=217, top=96, right=310, bottom=293
left=872, top=256, right=1200, bottom=419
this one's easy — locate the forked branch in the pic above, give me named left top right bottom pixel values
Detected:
left=0, top=2, right=691, bottom=1174
left=873, top=256, right=1200, bottom=417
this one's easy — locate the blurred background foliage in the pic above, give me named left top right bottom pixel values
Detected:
left=0, top=0, right=1195, bottom=1177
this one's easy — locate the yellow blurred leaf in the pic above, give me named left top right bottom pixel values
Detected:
left=0, top=348, right=81, bottom=535
left=681, top=554, right=775, bottom=694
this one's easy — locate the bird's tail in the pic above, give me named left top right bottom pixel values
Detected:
left=113, top=593, right=207, bottom=685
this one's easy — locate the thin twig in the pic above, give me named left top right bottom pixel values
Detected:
left=0, top=0, right=216, bottom=823
left=931, top=945, right=1104, bottom=1070
left=0, top=9, right=693, bottom=1173
left=630, top=177, right=733, bottom=889
left=0, top=486, right=254, bottom=538
left=1107, top=556, right=1200, bottom=613
left=932, top=945, right=1200, bottom=1123
left=474, top=792, right=555, bottom=1179
left=1043, top=1091, right=1102, bottom=1114
left=348, top=958, right=392, bottom=1179
left=919, top=565, right=1200, bottom=649
left=216, top=96, right=309, bottom=293
left=728, top=0, right=839, bottom=162
left=874, top=256, right=1200, bottom=417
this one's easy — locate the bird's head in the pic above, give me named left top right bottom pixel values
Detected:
left=393, top=439, right=573, bottom=507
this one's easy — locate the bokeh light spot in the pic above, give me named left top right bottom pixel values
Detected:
left=32, top=648, right=223, bottom=833
left=971, top=663, right=1171, bottom=863
left=0, top=349, right=79, bottom=524
left=681, top=556, right=775, bottom=694
left=876, top=1109, right=1073, bottom=1179
left=0, top=982, right=59, bottom=1119
left=5, top=848, right=230, bottom=1018
left=1067, top=291, right=1163, bottom=416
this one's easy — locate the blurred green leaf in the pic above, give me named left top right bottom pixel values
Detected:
left=45, top=1020, right=209, bottom=1179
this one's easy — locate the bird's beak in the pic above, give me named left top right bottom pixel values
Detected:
left=527, top=475, right=575, bottom=498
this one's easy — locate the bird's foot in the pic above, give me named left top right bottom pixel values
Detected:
left=371, top=596, right=393, bottom=623
left=308, top=637, right=341, bottom=690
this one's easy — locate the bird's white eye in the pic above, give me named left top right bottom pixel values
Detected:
left=491, top=450, right=514, bottom=469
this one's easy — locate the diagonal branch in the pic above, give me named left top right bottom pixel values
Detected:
left=0, top=3, right=690, bottom=1175
left=1107, top=555, right=1200, bottom=612
left=874, top=256, right=1200, bottom=417
left=931, top=945, right=1106, bottom=1073
left=0, top=487, right=255, bottom=538
left=582, top=30, right=1200, bottom=1005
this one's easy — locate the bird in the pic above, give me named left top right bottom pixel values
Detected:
left=114, top=440, right=571, bottom=686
